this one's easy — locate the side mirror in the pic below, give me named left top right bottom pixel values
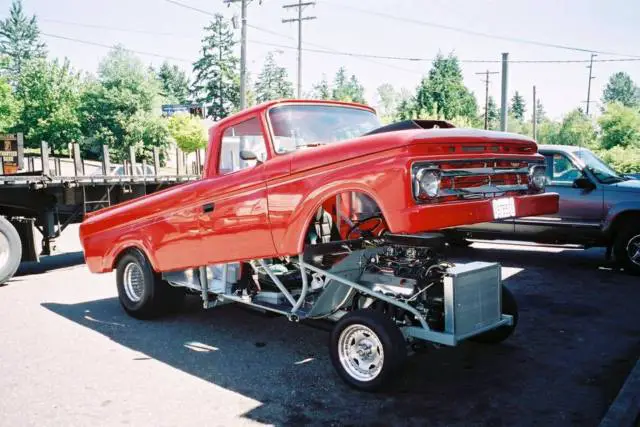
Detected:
left=573, top=176, right=595, bottom=190
left=239, top=150, right=257, bottom=161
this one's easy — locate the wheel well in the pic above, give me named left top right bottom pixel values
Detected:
left=112, top=246, right=148, bottom=271
left=303, top=191, right=388, bottom=244
left=610, top=210, right=640, bottom=241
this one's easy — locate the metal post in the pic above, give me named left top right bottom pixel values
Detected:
left=500, top=53, right=509, bottom=132
left=532, top=85, right=537, bottom=140
left=72, top=143, right=83, bottom=176
left=102, top=145, right=111, bottom=175
left=153, top=147, right=160, bottom=176
left=40, top=141, right=50, bottom=176
left=129, top=146, right=136, bottom=176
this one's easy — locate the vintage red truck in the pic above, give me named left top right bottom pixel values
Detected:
left=80, top=99, right=558, bottom=390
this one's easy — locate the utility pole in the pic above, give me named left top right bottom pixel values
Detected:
left=475, top=70, right=499, bottom=130
left=225, top=0, right=252, bottom=110
left=532, top=85, right=537, bottom=140
left=282, top=1, right=316, bottom=98
left=500, top=53, right=509, bottom=131
left=585, top=53, right=597, bottom=115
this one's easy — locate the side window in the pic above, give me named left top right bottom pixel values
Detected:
left=550, top=153, right=582, bottom=184
left=219, top=117, right=267, bottom=175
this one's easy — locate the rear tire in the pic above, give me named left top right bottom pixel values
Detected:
left=470, top=286, right=518, bottom=344
left=329, top=310, right=407, bottom=392
left=115, top=249, right=184, bottom=319
left=613, top=223, right=640, bottom=275
left=0, top=216, right=22, bottom=285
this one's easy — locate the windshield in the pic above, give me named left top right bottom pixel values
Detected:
left=268, top=104, right=380, bottom=153
left=574, top=149, right=625, bottom=184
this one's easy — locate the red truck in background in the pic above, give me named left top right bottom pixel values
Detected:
left=80, top=99, right=558, bottom=391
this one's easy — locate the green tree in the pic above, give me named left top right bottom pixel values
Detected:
left=375, top=83, right=399, bottom=123
left=535, top=99, right=546, bottom=123
left=413, top=53, right=478, bottom=120
left=536, top=118, right=560, bottom=144
left=14, top=58, right=83, bottom=153
left=311, top=75, right=330, bottom=100
left=167, top=114, right=207, bottom=152
left=0, top=0, right=46, bottom=83
left=0, top=77, right=20, bottom=132
left=254, top=52, right=294, bottom=103
left=598, top=102, right=640, bottom=149
left=79, top=46, right=168, bottom=162
left=486, top=95, right=499, bottom=130
left=602, top=72, right=640, bottom=108
left=510, top=91, right=526, bottom=121
left=548, top=109, right=597, bottom=147
left=329, top=67, right=365, bottom=103
left=191, top=14, right=239, bottom=120
left=157, top=62, right=190, bottom=104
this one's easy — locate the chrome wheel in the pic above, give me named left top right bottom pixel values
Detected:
left=627, top=234, right=640, bottom=267
left=0, top=232, right=9, bottom=271
left=123, top=262, right=145, bottom=302
left=338, top=324, right=384, bottom=382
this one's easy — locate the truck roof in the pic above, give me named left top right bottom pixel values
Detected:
left=538, top=144, right=592, bottom=153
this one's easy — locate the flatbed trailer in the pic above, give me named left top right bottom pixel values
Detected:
left=0, top=141, right=199, bottom=284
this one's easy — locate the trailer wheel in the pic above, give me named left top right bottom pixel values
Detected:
left=0, top=216, right=22, bottom=285
left=330, top=310, right=407, bottom=392
left=116, top=249, right=183, bottom=319
left=470, top=286, right=519, bottom=344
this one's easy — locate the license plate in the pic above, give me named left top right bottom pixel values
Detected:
left=492, top=197, right=516, bottom=219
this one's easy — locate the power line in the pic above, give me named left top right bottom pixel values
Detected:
left=41, top=32, right=193, bottom=63
left=321, top=0, right=640, bottom=59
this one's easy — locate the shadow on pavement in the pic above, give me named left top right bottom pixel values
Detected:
left=41, top=240, right=640, bottom=427
left=16, top=251, right=85, bottom=277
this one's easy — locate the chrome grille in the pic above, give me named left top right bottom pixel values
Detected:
left=412, top=158, right=544, bottom=202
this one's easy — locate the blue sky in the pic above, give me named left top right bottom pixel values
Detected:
left=5, top=0, right=640, bottom=120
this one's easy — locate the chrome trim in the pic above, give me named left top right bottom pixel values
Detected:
left=441, top=166, right=530, bottom=177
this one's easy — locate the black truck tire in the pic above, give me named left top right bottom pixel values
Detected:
left=116, top=249, right=184, bottom=319
left=0, top=216, right=22, bottom=285
left=614, top=222, right=640, bottom=275
left=329, top=309, right=407, bottom=392
left=470, top=285, right=519, bottom=344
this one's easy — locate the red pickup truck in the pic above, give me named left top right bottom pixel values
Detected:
left=80, top=99, right=558, bottom=390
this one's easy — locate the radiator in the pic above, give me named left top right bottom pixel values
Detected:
left=443, top=262, right=502, bottom=339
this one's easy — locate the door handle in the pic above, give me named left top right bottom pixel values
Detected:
left=202, top=203, right=215, bottom=213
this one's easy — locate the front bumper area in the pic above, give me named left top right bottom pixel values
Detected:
left=392, top=192, right=559, bottom=234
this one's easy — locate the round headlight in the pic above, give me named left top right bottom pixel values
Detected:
left=417, top=169, right=441, bottom=199
left=529, top=165, right=547, bottom=191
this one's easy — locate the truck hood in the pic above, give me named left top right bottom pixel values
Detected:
left=607, top=178, right=640, bottom=193
left=289, top=128, right=536, bottom=174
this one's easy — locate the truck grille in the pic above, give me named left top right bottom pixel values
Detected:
left=413, top=158, right=543, bottom=202
left=443, top=262, right=502, bottom=339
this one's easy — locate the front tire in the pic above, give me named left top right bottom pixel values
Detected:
left=116, top=249, right=184, bottom=319
left=0, top=216, right=22, bottom=285
left=470, top=285, right=518, bottom=344
left=613, top=223, right=640, bottom=275
left=329, top=310, right=407, bottom=392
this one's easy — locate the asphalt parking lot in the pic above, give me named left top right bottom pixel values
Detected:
left=1, top=226, right=638, bottom=427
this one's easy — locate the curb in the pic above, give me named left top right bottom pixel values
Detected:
left=599, top=357, right=640, bottom=427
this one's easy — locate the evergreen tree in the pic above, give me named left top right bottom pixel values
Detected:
left=0, top=0, right=46, bottom=83
left=347, top=74, right=365, bottom=104
left=311, top=75, right=330, bottom=100
left=602, top=72, right=640, bottom=108
left=413, top=53, right=478, bottom=120
left=331, top=67, right=365, bottom=103
left=191, top=14, right=239, bottom=120
left=510, top=91, right=526, bottom=121
left=157, top=62, right=190, bottom=104
left=254, top=52, right=294, bottom=103
left=486, top=95, right=499, bottom=130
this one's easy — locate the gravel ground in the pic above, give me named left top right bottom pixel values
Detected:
left=0, top=227, right=638, bottom=427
